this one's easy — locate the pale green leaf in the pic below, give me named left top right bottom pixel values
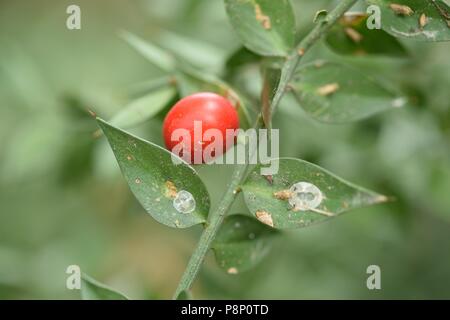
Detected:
left=242, top=158, right=389, bottom=229
left=97, top=118, right=210, bottom=228
left=213, top=214, right=278, bottom=274
left=291, top=61, right=407, bottom=123
left=224, top=0, right=296, bottom=56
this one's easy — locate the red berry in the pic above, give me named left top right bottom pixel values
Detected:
left=163, top=92, right=240, bottom=164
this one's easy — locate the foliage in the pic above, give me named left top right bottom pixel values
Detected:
left=1, top=0, right=450, bottom=300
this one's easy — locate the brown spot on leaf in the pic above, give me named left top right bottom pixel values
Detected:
left=92, top=129, right=102, bottom=139
left=297, top=48, right=305, bottom=56
left=345, top=27, right=363, bottom=43
left=263, top=175, right=273, bottom=185
left=317, top=83, right=340, bottom=96
left=340, top=12, right=368, bottom=26
left=389, top=3, right=414, bottom=16
left=314, top=60, right=325, bottom=68
left=127, top=155, right=133, bottom=161
left=255, top=210, right=274, bottom=227
left=227, top=267, right=238, bottom=274
left=419, top=13, right=428, bottom=29
left=273, top=190, right=292, bottom=200
left=165, top=180, right=178, bottom=198
left=87, top=109, right=97, bottom=118
left=135, top=178, right=142, bottom=184
left=255, top=4, right=271, bottom=30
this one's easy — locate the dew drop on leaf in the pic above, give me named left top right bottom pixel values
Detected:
left=173, top=190, right=196, bottom=213
left=288, top=182, right=323, bottom=211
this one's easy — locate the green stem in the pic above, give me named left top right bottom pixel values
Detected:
left=271, top=0, right=358, bottom=116
left=173, top=163, right=248, bottom=299
left=172, top=0, right=358, bottom=299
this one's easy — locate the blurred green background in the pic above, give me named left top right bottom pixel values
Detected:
left=1, top=0, right=450, bottom=299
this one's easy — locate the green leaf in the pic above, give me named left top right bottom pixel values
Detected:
left=212, top=214, right=278, bottom=274
left=120, top=30, right=176, bottom=71
left=156, top=30, right=226, bottom=72
left=291, top=61, right=407, bottom=123
left=366, top=0, right=450, bottom=42
left=326, top=13, right=408, bottom=57
left=242, top=158, right=389, bottom=229
left=224, top=0, right=296, bottom=56
left=81, top=274, right=129, bottom=300
left=225, top=46, right=262, bottom=72
left=176, top=67, right=253, bottom=130
left=110, top=86, right=176, bottom=129
left=97, top=118, right=210, bottom=228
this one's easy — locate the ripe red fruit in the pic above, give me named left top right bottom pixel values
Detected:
left=163, top=92, right=240, bottom=164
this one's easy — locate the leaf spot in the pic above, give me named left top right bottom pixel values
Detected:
left=317, top=83, right=340, bottom=96
left=389, top=3, right=414, bottom=16
left=165, top=180, right=178, bottom=198
left=344, top=27, right=363, bottom=43
left=227, top=267, right=239, bottom=275
left=255, top=210, right=274, bottom=227
left=135, top=178, right=142, bottom=184
left=254, top=4, right=271, bottom=30
left=273, top=189, right=293, bottom=200
left=263, top=174, right=273, bottom=185
left=419, top=13, right=428, bottom=29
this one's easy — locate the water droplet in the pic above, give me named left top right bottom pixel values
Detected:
left=288, top=182, right=323, bottom=211
left=173, top=190, right=196, bottom=214
left=234, top=222, right=241, bottom=228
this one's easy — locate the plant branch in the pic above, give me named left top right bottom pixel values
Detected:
left=172, top=0, right=358, bottom=299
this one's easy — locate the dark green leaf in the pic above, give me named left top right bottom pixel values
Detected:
left=242, top=158, right=389, bottom=229
left=224, top=0, right=296, bottom=56
left=81, top=274, right=128, bottom=300
left=176, top=67, right=253, bottom=129
left=110, top=86, right=176, bottom=129
left=212, top=214, right=278, bottom=274
left=326, top=13, right=408, bottom=57
left=225, top=46, right=262, bottom=72
left=291, top=61, right=407, bottom=123
left=120, top=30, right=176, bottom=71
left=366, top=0, right=450, bottom=42
left=97, top=118, right=210, bottom=228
